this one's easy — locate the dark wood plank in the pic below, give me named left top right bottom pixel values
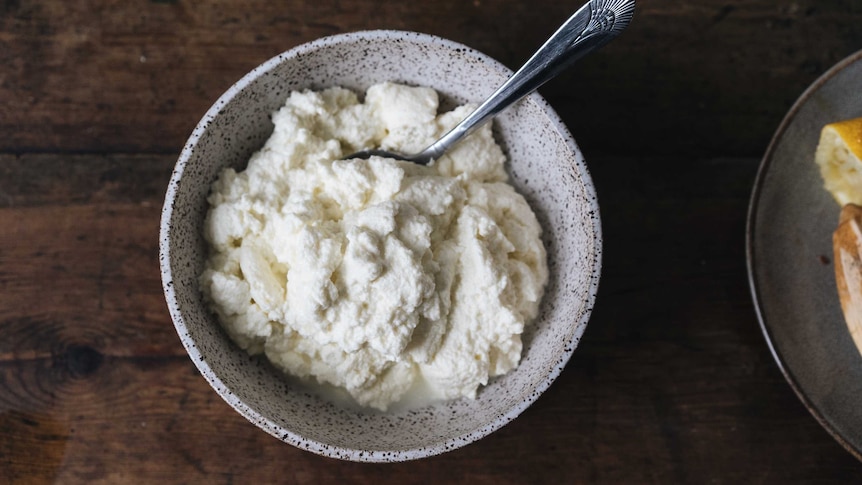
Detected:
left=0, top=153, right=860, bottom=482
left=1, top=1, right=861, bottom=156
left=0, top=155, right=177, bottom=364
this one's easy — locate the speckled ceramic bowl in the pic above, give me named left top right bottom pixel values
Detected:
left=159, top=30, right=602, bottom=462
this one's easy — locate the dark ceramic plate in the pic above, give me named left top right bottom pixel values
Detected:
left=747, top=49, right=862, bottom=460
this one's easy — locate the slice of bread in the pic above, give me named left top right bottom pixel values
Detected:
left=834, top=203, right=862, bottom=353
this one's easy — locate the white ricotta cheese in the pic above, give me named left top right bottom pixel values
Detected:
left=200, top=82, right=548, bottom=411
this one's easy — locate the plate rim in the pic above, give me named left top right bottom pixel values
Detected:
left=746, top=48, right=862, bottom=461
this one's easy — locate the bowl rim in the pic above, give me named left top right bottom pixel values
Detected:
left=159, top=28, right=602, bottom=462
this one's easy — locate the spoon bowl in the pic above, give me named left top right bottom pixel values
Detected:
left=344, top=0, right=635, bottom=164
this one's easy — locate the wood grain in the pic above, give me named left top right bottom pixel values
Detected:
left=1, top=152, right=861, bottom=483
left=1, top=0, right=861, bottom=157
left=2, top=0, right=862, bottom=483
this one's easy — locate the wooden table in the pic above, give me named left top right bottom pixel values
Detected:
left=2, top=0, right=862, bottom=482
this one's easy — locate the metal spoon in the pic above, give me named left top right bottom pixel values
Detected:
left=344, top=0, right=636, bottom=165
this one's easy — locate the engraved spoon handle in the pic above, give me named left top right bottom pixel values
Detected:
left=416, top=0, right=635, bottom=163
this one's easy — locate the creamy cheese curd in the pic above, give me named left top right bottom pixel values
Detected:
left=200, top=82, right=548, bottom=411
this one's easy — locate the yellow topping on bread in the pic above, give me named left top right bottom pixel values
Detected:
left=816, top=117, right=862, bottom=206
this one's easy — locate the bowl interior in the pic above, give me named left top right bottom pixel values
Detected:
left=160, top=30, right=601, bottom=461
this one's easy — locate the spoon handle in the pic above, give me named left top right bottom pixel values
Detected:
left=417, top=0, right=635, bottom=163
